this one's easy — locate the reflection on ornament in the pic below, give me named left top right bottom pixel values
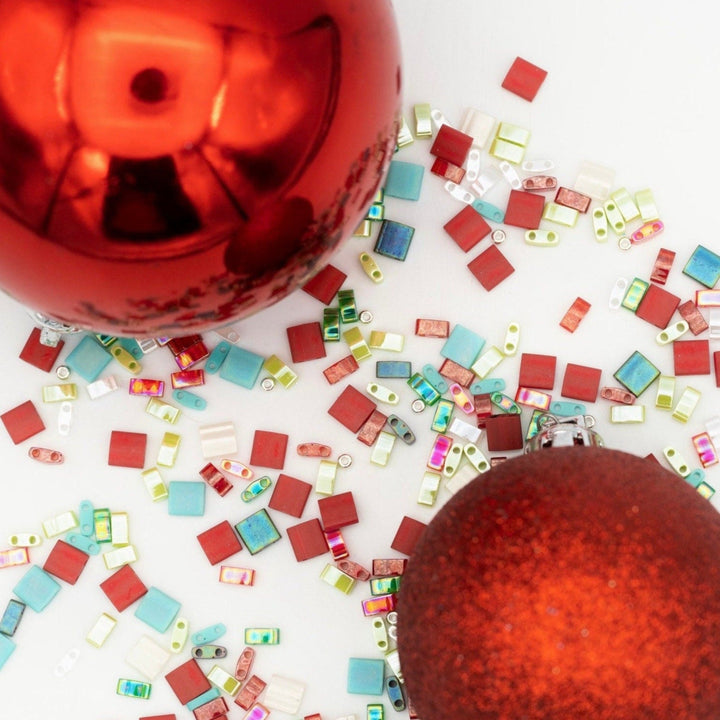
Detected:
left=398, top=447, right=720, bottom=720
left=0, top=1, right=401, bottom=335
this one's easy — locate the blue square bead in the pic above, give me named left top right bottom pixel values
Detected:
left=235, top=509, right=281, bottom=555
left=65, top=335, right=112, bottom=382
left=13, top=565, right=61, bottom=612
left=613, top=351, right=660, bottom=396
left=0, top=633, right=15, bottom=670
left=134, top=586, right=181, bottom=632
left=219, top=346, right=265, bottom=389
left=440, top=324, right=486, bottom=369
left=383, top=160, right=425, bottom=201
left=374, top=220, right=414, bottom=261
left=683, top=245, right=720, bottom=288
left=347, top=657, right=385, bottom=695
left=168, top=481, right=206, bottom=516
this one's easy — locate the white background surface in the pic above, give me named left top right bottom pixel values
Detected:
left=2, top=1, right=720, bottom=719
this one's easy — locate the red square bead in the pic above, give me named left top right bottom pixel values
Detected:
left=467, top=245, right=515, bottom=291
left=501, top=56, right=548, bottom=101
left=286, top=322, right=326, bottom=363
left=99, top=564, right=148, bottom=612
left=108, top=430, right=147, bottom=468
left=328, top=385, right=377, bottom=433
left=673, top=339, right=711, bottom=376
left=504, top=189, right=545, bottom=229
left=484, top=413, right=524, bottom=451
left=714, top=351, right=720, bottom=387
left=430, top=124, right=473, bottom=167
left=268, top=473, right=312, bottom=518
left=431, top=157, right=466, bottom=183
left=250, top=430, right=289, bottom=469
left=287, top=519, right=329, bottom=561
left=43, top=539, right=89, bottom=585
left=519, top=353, right=557, bottom=389
left=561, top=363, right=602, bottom=402
left=318, top=491, right=358, bottom=531
left=635, top=283, right=680, bottom=329
left=1, top=400, right=45, bottom=444
left=390, top=516, right=427, bottom=556
left=197, top=520, right=243, bottom=565
left=19, top=328, right=64, bottom=372
left=301, top=264, right=347, bottom=304
left=443, top=205, right=492, bottom=253
left=139, top=715, right=177, bottom=720
left=165, top=658, right=213, bottom=705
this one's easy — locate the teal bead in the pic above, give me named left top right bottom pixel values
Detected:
left=347, top=657, right=385, bottom=695
left=134, top=587, right=181, bottom=633
left=683, top=245, right=720, bottom=288
left=13, top=565, right=61, bottom=612
left=172, top=389, right=207, bottom=411
left=235, top=509, right=281, bottom=555
left=441, top=324, right=485, bottom=369
left=187, top=688, right=222, bottom=711
left=383, top=160, right=424, bottom=201
left=469, top=377, right=505, bottom=394
left=219, top=346, right=264, bottom=389
left=613, top=351, right=660, bottom=396
left=205, top=341, right=232, bottom=374
left=0, top=634, right=15, bottom=670
left=168, top=481, right=206, bottom=517
left=65, top=335, right=112, bottom=382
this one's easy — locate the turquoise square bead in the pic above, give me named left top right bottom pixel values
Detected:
left=613, top=351, right=660, bottom=396
left=683, top=245, right=720, bottom=288
left=0, top=633, right=15, bottom=670
left=441, top=324, right=486, bottom=369
left=65, top=335, right=112, bottom=382
left=235, top=509, right=281, bottom=555
left=168, top=481, right=206, bottom=516
left=134, top=586, right=181, bottom=632
left=219, top=346, right=265, bottom=389
left=347, top=657, right=385, bottom=695
left=383, top=160, right=424, bottom=201
left=13, top=565, right=61, bottom=612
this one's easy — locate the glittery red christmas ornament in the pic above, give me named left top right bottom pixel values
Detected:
left=0, top=1, right=401, bottom=336
left=398, top=447, right=720, bottom=720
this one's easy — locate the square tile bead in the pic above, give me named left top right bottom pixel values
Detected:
left=683, top=245, right=720, bottom=288
left=250, top=430, right=289, bottom=469
left=287, top=322, right=326, bottom=363
left=165, top=658, right=213, bottom=705
left=715, top=351, right=720, bottom=387
left=519, top=353, right=557, bottom=389
left=168, top=481, right=206, bottom=517
left=501, top=56, right=548, bottom=101
left=1, top=400, right=45, bottom=444
left=328, top=385, right=377, bottom=433
left=43, top=539, right=89, bottom=585
left=302, top=264, right=347, bottom=305
left=139, top=716, right=177, bottom=720
left=287, top=519, right=329, bottom=562
left=467, top=245, right=515, bottom=291
left=218, top=346, right=264, bottom=389
left=383, top=160, right=424, bottom=201
left=441, top=325, right=486, bottom=369
left=197, top=521, right=243, bottom=565
left=504, top=189, right=545, bottom=229
left=13, top=565, right=61, bottom=612
left=613, top=351, right=660, bottom=397
left=268, top=474, right=312, bottom=518
left=235, top=509, right=281, bottom=555
left=374, top=220, right=414, bottom=261
left=430, top=124, right=473, bottom=167
left=484, top=413, right=524, bottom=451
left=391, top=516, right=427, bottom=556
left=65, top=335, right=112, bottom=381
left=347, top=658, right=385, bottom=695
left=561, top=363, right=602, bottom=402
left=19, top=327, right=64, bottom=372
left=100, top=564, right=148, bottom=612
left=134, top=586, right=181, bottom=632
left=108, top=430, right=147, bottom=468
left=443, top=205, right=492, bottom=252
left=0, top=634, right=15, bottom=670
left=318, top=491, right=359, bottom=531
left=635, top=283, right=680, bottom=329
left=673, top=339, right=711, bottom=375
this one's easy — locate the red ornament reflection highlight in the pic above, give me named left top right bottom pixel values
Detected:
left=398, top=448, right=720, bottom=720
left=0, top=1, right=401, bottom=335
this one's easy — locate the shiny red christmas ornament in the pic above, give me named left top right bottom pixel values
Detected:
left=0, top=1, right=401, bottom=336
left=398, top=447, right=720, bottom=720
